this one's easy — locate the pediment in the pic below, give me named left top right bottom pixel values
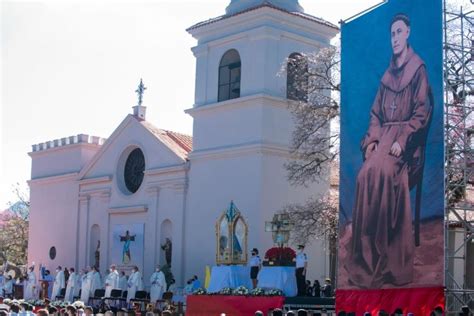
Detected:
left=79, top=115, right=192, bottom=180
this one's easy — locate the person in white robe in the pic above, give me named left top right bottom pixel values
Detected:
left=149, top=265, right=166, bottom=303
left=24, top=266, right=37, bottom=300
left=90, top=266, right=102, bottom=297
left=104, top=264, right=120, bottom=298
left=74, top=269, right=82, bottom=298
left=65, top=268, right=79, bottom=302
left=126, top=266, right=142, bottom=303
left=118, top=271, right=128, bottom=292
left=51, top=266, right=65, bottom=301
left=80, top=267, right=92, bottom=304
left=0, top=272, right=4, bottom=296
left=3, top=276, right=13, bottom=298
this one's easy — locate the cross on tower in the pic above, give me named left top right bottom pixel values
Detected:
left=135, top=78, right=147, bottom=107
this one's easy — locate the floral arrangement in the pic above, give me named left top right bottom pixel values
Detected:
left=198, top=286, right=283, bottom=297
left=218, top=287, right=233, bottom=295
left=232, top=286, right=249, bottom=296
left=264, top=247, right=296, bottom=266
left=265, top=288, right=284, bottom=296
left=193, top=287, right=207, bottom=295
left=250, top=287, right=265, bottom=296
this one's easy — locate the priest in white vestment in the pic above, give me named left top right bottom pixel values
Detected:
left=3, top=276, right=13, bottom=298
left=149, top=265, right=166, bottom=303
left=24, top=266, right=37, bottom=300
left=80, top=267, right=92, bottom=304
left=90, top=266, right=102, bottom=297
left=65, top=268, right=79, bottom=302
left=51, top=266, right=65, bottom=301
left=126, top=266, right=142, bottom=303
left=118, top=271, right=128, bottom=292
left=104, top=264, right=120, bottom=297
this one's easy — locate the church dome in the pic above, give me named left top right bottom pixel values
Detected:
left=225, top=0, right=304, bottom=15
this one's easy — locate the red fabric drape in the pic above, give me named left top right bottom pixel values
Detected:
left=186, top=295, right=285, bottom=316
left=336, top=287, right=444, bottom=316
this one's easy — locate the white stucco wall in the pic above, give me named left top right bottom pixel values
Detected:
left=28, top=3, right=338, bottom=289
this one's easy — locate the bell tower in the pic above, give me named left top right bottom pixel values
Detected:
left=183, top=0, right=338, bottom=280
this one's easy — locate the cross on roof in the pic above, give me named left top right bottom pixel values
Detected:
left=135, top=78, right=147, bottom=107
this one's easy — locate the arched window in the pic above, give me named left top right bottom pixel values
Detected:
left=287, top=52, right=308, bottom=102
left=218, top=49, right=241, bottom=102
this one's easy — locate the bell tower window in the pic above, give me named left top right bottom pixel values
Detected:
left=218, top=49, right=241, bottom=102
left=287, top=52, right=308, bottom=102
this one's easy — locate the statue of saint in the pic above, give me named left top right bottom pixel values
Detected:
left=161, top=238, right=172, bottom=266
left=95, top=241, right=100, bottom=269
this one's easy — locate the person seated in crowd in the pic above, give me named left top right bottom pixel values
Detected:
left=271, top=308, right=283, bottom=316
left=321, top=278, right=333, bottom=297
left=297, top=309, right=309, bottom=316
left=255, top=311, right=264, bottom=316
left=313, top=280, right=321, bottom=297
left=460, top=306, right=471, bottom=316
left=84, top=306, right=94, bottom=316
left=393, top=308, right=403, bottom=316
left=432, top=306, right=443, bottom=316
left=36, top=309, right=49, bottom=316
left=306, top=280, right=314, bottom=296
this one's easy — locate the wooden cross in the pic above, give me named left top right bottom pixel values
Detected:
left=135, top=78, right=147, bottom=107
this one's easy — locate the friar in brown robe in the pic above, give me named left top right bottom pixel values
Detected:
left=347, top=14, right=433, bottom=288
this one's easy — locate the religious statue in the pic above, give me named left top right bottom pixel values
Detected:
left=161, top=238, right=172, bottom=266
left=119, top=230, right=136, bottom=264
left=95, top=241, right=100, bottom=269
left=215, top=201, right=248, bottom=265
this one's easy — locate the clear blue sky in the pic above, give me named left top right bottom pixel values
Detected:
left=1, top=0, right=383, bottom=209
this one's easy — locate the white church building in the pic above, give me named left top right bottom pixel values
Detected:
left=27, top=0, right=339, bottom=287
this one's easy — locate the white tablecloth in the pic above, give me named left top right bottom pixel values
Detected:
left=257, top=266, right=297, bottom=297
left=207, top=265, right=252, bottom=293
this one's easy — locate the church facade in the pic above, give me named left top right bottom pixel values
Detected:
left=28, top=0, right=339, bottom=287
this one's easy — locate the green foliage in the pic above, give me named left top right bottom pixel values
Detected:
left=0, top=211, right=29, bottom=265
left=160, top=264, right=175, bottom=291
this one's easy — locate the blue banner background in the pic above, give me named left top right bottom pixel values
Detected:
left=339, top=0, right=444, bottom=225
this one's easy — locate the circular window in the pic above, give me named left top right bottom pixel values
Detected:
left=124, top=148, right=145, bottom=193
left=49, top=246, right=56, bottom=260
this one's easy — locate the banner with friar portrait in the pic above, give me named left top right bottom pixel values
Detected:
left=338, top=0, right=444, bottom=313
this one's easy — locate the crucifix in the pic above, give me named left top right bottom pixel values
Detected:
left=265, top=213, right=293, bottom=247
left=389, top=100, right=397, bottom=120
left=135, top=78, right=147, bottom=107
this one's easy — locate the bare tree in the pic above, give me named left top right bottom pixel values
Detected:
left=283, top=47, right=340, bottom=187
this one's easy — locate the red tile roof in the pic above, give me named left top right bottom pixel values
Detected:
left=164, top=130, right=193, bottom=153
left=140, top=120, right=193, bottom=160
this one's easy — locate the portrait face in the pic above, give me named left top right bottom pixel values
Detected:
left=391, top=20, right=410, bottom=55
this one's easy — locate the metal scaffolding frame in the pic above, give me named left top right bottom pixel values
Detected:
left=444, top=1, right=474, bottom=313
